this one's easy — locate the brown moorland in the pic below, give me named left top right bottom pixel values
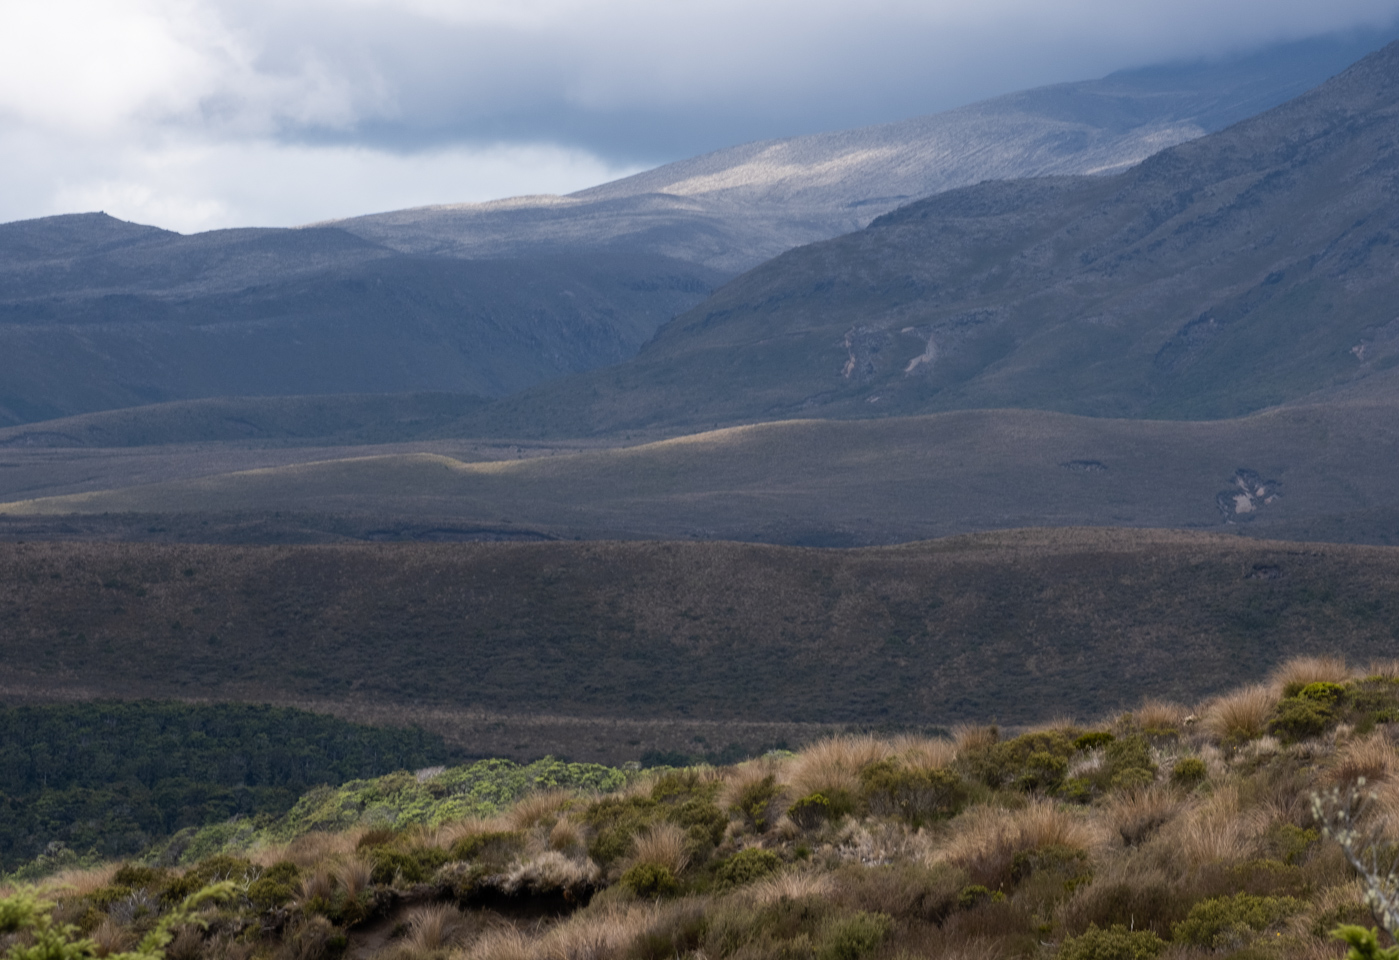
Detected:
left=2, top=529, right=1398, bottom=760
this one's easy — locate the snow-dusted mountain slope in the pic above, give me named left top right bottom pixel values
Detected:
left=331, top=28, right=1398, bottom=275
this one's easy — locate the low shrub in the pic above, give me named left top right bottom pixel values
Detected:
left=367, top=845, right=449, bottom=885
left=1074, top=732, right=1116, bottom=752
left=448, top=831, right=524, bottom=866
left=248, top=860, right=301, bottom=908
left=1170, top=757, right=1208, bottom=787
left=860, top=761, right=968, bottom=825
left=621, top=862, right=681, bottom=898
left=789, top=793, right=837, bottom=829
left=1269, top=682, right=1347, bottom=743
left=716, top=849, right=783, bottom=889
left=816, top=911, right=890, bottom=960
left=1057, top=923, right=1165, bottom=960
left=1170, top=893, right=1304, bottom=948
left=731, top=774, right=783, bottom=832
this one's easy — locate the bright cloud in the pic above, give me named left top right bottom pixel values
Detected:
left=1, top=0, right=1398, bottom=231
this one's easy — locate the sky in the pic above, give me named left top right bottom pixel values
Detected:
left=3, top=0, right=1399, bottom=233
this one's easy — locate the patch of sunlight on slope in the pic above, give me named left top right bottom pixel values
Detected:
left=0, top=452, right=491, bottom=515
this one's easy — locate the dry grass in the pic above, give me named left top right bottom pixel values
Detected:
left=888, top=734, right=958, bottom=771
left=1104, top=787, right=1182, bottom=847
left=788, top=736, right=891, bottom=798
left=1203, top=683, right=1277, bottom=744
left=951, top=725, right=999, bottom=754
left=1327, top=731, right=1397, bottom=786
left=338, top=857, right=373, bottom=900
left=465, top=901, right=690, bottom=960
left=1270, top=655, right=1355, bottom=692
left=1134, top=699, right=1189, bottom=732
left=296, top=866, right=336, bottom=904
left=434, top=817, right=511, bottom=851
left=30, top=862, right=121, bottom=899
left=500, top=852, right=600, bottom=895
left=91, top=917, right=134, bottom=957
left=629, top=822, right=690, bottom=875
left=401, top=904, right=471, bottom=955
left=1157, top=783, right=1269, bottom=868
left=747, top=869, right=835, bottom=906
left=935, top=799, right=1101, bottom=888
left=279, top=831, right=359, bottom=870
left=506, top=790, right=574, bottom=831
left=548, top=817, right=584, bottom=854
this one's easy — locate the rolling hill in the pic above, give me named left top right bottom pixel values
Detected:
left=3, top=400, right=1397, bottom=546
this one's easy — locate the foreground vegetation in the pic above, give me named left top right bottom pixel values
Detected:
left=6, top=656, right=1399, bottom=959
left=0, top=703, right=458, bottom=874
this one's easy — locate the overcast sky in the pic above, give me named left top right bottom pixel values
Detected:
left=3, top=0, right=1399, bottom=233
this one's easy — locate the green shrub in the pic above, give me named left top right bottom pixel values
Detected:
left=1170, top=757, right=1208, bottom=787
left=1075, top=732, right=1116, bottom=752
left=963, top=730, right=1079, bottom=790
left=860, top=761, right=967, bottom=825
left=1270, top=683, right=1347, bottom=743
left=621, top=862, right=681, bottom=898
left=1171, top=893, right=1303, bottom=948
left=716, top=849, right=783, bottom=889
left=448, top=830, right=524, bottom=865
left=248, top=860, right=301, bottom=909
left=1018, top=751, right=1069, bottom=793
left=367, top=845, right=448, bottom=885
left=816, top=912, right=891, bottom=960
left=1103, top=736, right=1157, bottom=789
left=957, top=885, right=1000, bottom=909
left=1057, top=923, right=1166, bottom=960
left=789, top=793, right=836, bottom=829
left=732, top=775, right=783, bottom=832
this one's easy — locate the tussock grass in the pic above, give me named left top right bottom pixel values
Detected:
left=10, top=657, right=1399, bottom=960
left=1203, top=684, right=1277, bottom=744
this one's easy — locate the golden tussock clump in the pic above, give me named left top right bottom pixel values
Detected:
left=505, top=789, right=575, bottom=831
left=629, top=822, right=690, bottom=876
left=787, top=735, right=891, bottom=799
left=887, top=734, right=958, bottom=772
left=1203, top=683, right=1277, bottom=744
left=1269, top=655, right=1354, bottom=692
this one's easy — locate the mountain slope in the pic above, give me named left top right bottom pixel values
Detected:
left=336, top=29, right=1398, bottom=274
left=0, top=214, right=722, bottom=425
left=475, top=40, right=1399, bottom=435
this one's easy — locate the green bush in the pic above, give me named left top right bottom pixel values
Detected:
left=621, top=862, right=681, bottom=898
left=1270, top=682, right=1348, bottom=743
left=860, top=761, right=967, bottom=825
left=731, top=775, right=783, bottom=832
left=366, top=845, right=448, bottom=885
left=789, top=793, right=837, bottom=829
left=816, top=912, right=891, bottom=960
left=1170, top=757, right=1208, bottom=787
left=244, top=860, right=301, bottom=909
left=1057, top=923, right=1166, bottom=960
left=715, top=849, right=783, bottom=889
left=1171, top=893, right=1303, bottom=948
left=1074, top=732, right=1116, bottom=752
left=448, top=831, right=524, bottom=865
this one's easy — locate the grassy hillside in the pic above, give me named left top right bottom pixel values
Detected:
left=6, top=657, right=1399, bottom=960
left=3, top=403, right=1397, bottom=546
left=2, top=531, right=1398, bottom=741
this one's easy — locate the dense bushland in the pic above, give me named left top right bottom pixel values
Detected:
left=0, top=703, right=458, bottom=873
left=7, top=657, right=1399, bottom=959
